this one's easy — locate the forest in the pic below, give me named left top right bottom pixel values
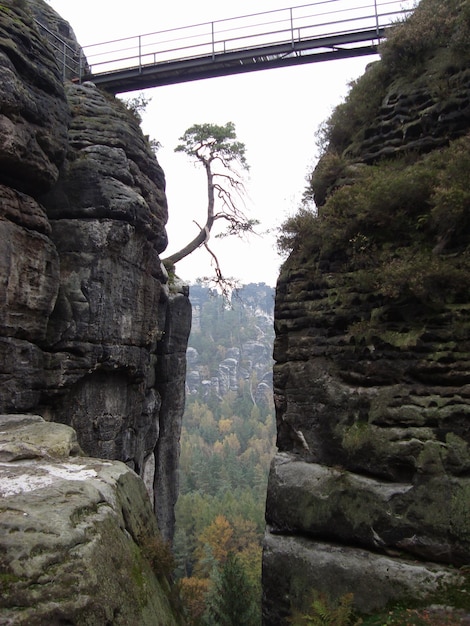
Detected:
left=173, top=283, right=276, bottom=625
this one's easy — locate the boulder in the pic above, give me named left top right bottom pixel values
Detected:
left=0, top=414, right=182, bottom=625
left=263, top=534, right=464, bottom=623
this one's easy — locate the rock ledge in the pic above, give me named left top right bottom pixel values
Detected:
left=0, top=414, right=180, bottom=626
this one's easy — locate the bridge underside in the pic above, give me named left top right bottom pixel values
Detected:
left=84, top=28, right=384, bottom=95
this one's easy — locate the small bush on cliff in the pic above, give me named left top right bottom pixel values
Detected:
left=281, top=152, right=436, bottom=262
left=290, top=591, right=361, bottom=626
left=120, top=92, right=152, bottom=123
left=142, top=534, right=175, bottom=580
left=276, top=206, right=318, bottom=258
left=431, top=135, right=470, bottom=251
left=315, top=153, right=435, bottom=256
left=380, top=0, right=470, bottom=75
left=278, top=135, right=470, bottom=307
left=305, top=151, right=349, bottom=208
left=315, top=0, right=470, bottom=159
left=377, top=249, right=468, bottom=305
left=315, top=62, right=388, bottom=156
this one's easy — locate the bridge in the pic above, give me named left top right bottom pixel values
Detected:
left=37, top=0, right=416, bottom=95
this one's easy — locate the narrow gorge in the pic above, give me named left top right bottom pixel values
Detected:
left=1, top=1, right=470, bottom=625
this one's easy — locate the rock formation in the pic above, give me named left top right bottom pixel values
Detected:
left=0, top=0, right=191, bottom=542
left=186, top=284, right=274, bottom=402
left=0, top=414, right=181, bottom=625
left=264, top=0, right=470, bottom=623
left=0, top=1, right=190, bottom=620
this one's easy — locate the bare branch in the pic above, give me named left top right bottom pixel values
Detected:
left=202, top=238, right=239, bottom=300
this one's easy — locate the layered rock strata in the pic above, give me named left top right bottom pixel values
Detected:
left=264, top=1, right=470, bottom=623
left=0, top=0, right=190, bottom=543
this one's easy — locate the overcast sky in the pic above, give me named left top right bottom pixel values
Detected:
left=47, top=1, right=386, bottom=287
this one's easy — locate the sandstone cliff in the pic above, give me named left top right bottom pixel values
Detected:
left=0, top=1, right=189, bottom=621
left=0, top=0, right=191, bottom=542
left=0, top=414, right=181, bottom=625
left=264, top=0, right=470, bottom=623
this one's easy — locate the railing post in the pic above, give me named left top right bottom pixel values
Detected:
left=79, top=49, right=84, bottom=83
left=290, top=7, right=294, bottom=48
left=138, top=35, right=142, bottom=73
left=211, top=22, right=215, bottom=60
left=62, top=41, right=66, bottom=81
left=374, top=0, right=380, bottom=40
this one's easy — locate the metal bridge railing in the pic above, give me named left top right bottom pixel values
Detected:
left=80, top=0, right=416, bottom=80
left=34, top=19, right=83, bottom=81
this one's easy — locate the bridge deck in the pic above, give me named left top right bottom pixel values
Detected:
left=36, top=1, right=416, bottom=94
left=83, top=27, right=386, bottom=94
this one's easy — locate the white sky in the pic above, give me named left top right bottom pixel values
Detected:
left=48, top=0, right=379, bottom=287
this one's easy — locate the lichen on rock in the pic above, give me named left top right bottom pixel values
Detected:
left=0, top=414, right=182, bottom=625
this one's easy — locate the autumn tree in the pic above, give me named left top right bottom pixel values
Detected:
left=194, top=514, right=234, bottom=576
left=179, top=577, right=210, bottom=626
left=163, top=122, right=257, bottom=292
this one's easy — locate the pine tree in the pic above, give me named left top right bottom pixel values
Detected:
left=203, top=551, right=259, bottom=626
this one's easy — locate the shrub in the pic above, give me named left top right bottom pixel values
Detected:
left=142, top=534, right=175, bottom=579
left=120, top=92, right=152, bottom=123
left=276, top=206, right=318, bottom=258
left=290, top=591, right=361, bottom=626
left=308, top=154, right=436, bottom=261
left=315, top=62, right=388, bottom=155
left=376, top=249, right=470, bottom=305
left=380, top=0, right=469, bottom=75
left=450, top=1, right=470, bottom=54
left=278, top=132, right=470, bottom=309
left=306, top=151, right=348, bottom=208
left=430, top=135, right=470, bottom=251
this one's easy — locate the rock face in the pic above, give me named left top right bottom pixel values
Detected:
left=186, top=283, right=274, bottom=402
left=0, top=0, right=191, bottom=545
left=264, top=1, right=470, bottom=623
left=0, top=414, right=181, bottom=625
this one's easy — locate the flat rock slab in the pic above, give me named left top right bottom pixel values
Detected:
left=0, top=413, right=82, bottom=462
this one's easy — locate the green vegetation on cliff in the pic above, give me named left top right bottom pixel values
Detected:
left=278, top=0, right=470, bottom=329
left=312, top=0, right=470, bottom=160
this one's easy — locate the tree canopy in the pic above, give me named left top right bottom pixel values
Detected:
left=163, top=122, right=258, bottom=290
left=175, top=122, right=248, bottom=170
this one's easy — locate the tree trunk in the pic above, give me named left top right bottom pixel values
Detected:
left=164, top=160, right=215, bottom=265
